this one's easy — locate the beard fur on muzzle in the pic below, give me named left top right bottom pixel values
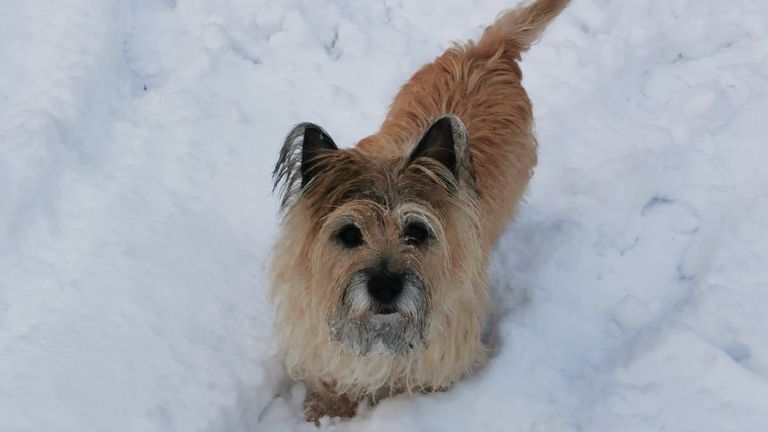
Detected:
left=329, top=271, right=429, bottom=356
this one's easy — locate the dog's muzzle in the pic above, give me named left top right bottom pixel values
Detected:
left=330, top=269, right=428, bottom=356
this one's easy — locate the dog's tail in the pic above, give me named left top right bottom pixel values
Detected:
left=475, top=0, right=570, bottom=54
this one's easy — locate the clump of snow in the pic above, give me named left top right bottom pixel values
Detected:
left=2, top=0, right=768, bottom=431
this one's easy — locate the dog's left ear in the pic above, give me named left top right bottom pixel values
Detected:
left=273, top=122, right=338, bottom=210
left=408, top=115, right=472, bottom=182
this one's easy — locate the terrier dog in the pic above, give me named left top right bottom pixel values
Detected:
left=271, top=0, right=570, bottom=422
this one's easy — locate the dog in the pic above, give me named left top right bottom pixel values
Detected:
left=270, top=0, right=570, bottom=422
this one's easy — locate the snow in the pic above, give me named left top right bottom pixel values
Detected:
left=1, top=0, right=768, bottom=431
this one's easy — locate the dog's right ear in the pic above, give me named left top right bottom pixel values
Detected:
left=273, top=122, right=338, bottom=211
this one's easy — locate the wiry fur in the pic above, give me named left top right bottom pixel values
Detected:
left=269, top=0, right=570, bottom=422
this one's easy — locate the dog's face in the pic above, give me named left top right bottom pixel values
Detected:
left=273, top=116, right=479, bottom=356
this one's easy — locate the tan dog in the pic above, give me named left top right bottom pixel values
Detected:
left=270, top=0, right=570, bottom=422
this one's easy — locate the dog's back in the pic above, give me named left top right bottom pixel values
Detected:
left=358, top=0, right=570, bottom=246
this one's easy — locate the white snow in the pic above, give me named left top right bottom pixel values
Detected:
left=2, top=0, right=768, bottom=431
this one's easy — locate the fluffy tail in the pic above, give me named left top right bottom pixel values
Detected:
left=476, top=0, right=570, bottom=54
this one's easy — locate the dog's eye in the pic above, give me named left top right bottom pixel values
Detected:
left=403, top=222, right=430, bottom=246
left=336, top=224, right=363, bottom=248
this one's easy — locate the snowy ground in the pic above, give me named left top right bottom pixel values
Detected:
left=2, top=0, right=768, bottom=431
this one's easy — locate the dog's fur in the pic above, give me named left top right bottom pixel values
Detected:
left=270, top=0, right=570, bottom=422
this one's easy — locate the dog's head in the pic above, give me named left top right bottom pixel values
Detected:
left=271, top=116, right=481, bottom=356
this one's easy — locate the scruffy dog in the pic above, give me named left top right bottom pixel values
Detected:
left=271, top=0, right=570, bottom=422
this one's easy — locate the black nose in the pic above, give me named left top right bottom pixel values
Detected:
left=367, top=272, right=403, bottom=305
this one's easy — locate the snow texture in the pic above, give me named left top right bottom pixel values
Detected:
left=2, top=0, right=768, bottom=431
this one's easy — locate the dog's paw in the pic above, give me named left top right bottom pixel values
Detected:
left=303, top=390, right=358, bottom=424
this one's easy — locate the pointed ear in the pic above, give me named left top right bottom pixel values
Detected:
left=300, top=123, right=338, bottom=187
left=273, top=122, right=338, bottom=210
left=407, top=115, right=471, bottom=179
